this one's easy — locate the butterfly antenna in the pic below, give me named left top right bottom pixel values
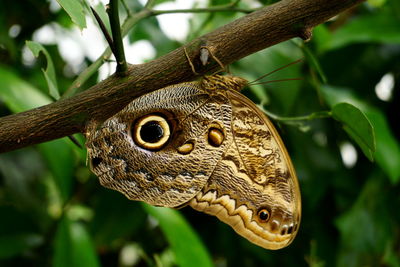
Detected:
left=248, top=58, right=303, bottom=85
left=250, top=77, right=302, bottom=86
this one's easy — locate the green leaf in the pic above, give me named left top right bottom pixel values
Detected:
left=312, top=24, right=332, bottom=54
left=320, top=85, right=363, bottom=108
left=0, top=65, right=52, bottom=112
left=90, top=190, right=146, bottom=246
left=26, top=41, right=60, bottom=100
left=368, top=0, right=387, bottom=7
left=53, top=217, right=100, bottom=267
left=302, top=43, right=327, bottom=83
left=332, top=103, right=376, bottom=161
left=0, top=149, right=51, bottom=222
left=56, top=0, right=87, bottom=29
left=0, top=65, right=75, bottom=198
left=364, top=109, right=400, bottom=184
left=336, top=174, right=396, bottom=266
left=322, top=85, right=400, bottom=183
left=325, top=11, right=400, bottom=51
left=143, top=205, right=213, bottom=267
left=38, top=140, right=75, bottom=203
left=0, top=234, right=43, bottom=259
left=0, top=206, right=43, bottom=259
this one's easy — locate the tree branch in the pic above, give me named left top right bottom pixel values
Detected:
left=0, top=0, right=365, bottom=153
left=64, top=3, right=253, bottom=98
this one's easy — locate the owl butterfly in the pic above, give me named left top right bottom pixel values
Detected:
left=86, top=66, right=301, bottom=250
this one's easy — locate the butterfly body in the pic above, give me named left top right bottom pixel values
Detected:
left=86, top=75, right=301, bottom=250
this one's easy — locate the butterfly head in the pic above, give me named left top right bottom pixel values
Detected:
left=201, top=75, right=248, bottom=92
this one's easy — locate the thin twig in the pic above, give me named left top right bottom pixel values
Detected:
left=144, top=0, right=157, bottom=9
left=91, top=7, right=116, bottom=56
left=108, top=0, right=127, bottom=73
left=228, top=0, right=241, bottom=7
left=121, top=0, right=131, bottom=17
left=62, top=49, right=111, bottom=98
left=68, top=135, right=83, bottom=149
left=260, top=107, right=332, bottom=122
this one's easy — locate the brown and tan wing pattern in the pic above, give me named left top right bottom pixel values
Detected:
left=189, top=88, right=301, bottom=250
left=86, top=82, right=233, bottom=208
left=87, top=74, right=301, bottom=250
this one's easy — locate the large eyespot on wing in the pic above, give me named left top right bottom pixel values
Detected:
left=86, top=82, right=234, bottom=208
left=189, top=89, right=301, bottom=250
left=132, top=114, right=171, bottom=151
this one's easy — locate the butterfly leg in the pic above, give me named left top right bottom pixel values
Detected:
left=183, top=46, right=200, bottom=75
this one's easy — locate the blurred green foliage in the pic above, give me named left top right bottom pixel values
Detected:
left=0, top=0, right=399, bottom=266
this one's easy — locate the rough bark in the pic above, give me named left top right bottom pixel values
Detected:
left=0, top=0, right=365, bottom=153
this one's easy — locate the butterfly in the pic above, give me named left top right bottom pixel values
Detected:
left=86, top=73, right=301, bottom=250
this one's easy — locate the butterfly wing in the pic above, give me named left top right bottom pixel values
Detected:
left=189, top=89, right=301, bottom=250
left=86, top=82, right=233, bottom=208
left=87, top=74, right=301, bottom=250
